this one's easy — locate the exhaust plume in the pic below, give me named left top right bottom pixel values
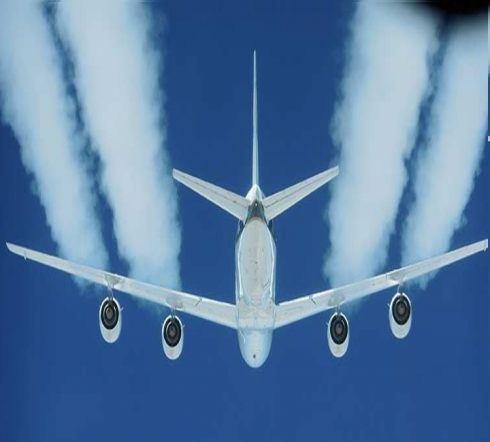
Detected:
left=401, top=16, right=487, bottom=286
left=0, top=1, right=107, bottom=269
left=56, top=1, right=181, bottom=288
left=324, top=3, right=439, bottom=287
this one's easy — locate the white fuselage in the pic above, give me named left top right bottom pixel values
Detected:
left=235, top=188, right=276, bottom=368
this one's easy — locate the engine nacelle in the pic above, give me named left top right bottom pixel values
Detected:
left=99, top=297, right=122, bottom=344
left=162, top=315, right=184, bottom=360
left=389, top=292, right=412, bottom=339
left=328, top=312, right=349, bottom=358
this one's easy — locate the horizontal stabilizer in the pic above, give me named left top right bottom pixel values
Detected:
left=173, top=169, right=249, bottom=220
left=263, top=166, right=339, bottom=220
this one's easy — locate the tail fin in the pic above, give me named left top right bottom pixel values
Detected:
left=252, top=50, right=259, bottom=187
left=262, top=166, right=339, bottom=220
left=173, top=169, right=249, bottom=220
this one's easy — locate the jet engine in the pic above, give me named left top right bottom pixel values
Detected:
left=328, top=312, right=349, bottom=358
left=99, top=297, right=122, bottom=344
left=389, top=291, right=412, bottom=339
left=162, top=315, right=184, bottom=360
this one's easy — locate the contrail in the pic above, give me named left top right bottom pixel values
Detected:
left=0, top=1, right=107, bottom=269
left=324, top=3, right=439, bottom=287
left=56, top=1, right=181, bottom=288
left=401, top=15, right=487, bottom=286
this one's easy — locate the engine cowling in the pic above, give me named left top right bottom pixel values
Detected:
left=99, top=297, right=122, bottom=344
left=162, top=315, right=184, bottom=360
left=389, top=292, right=412, bottom=339
left=328, top=312, right=349, bottom=358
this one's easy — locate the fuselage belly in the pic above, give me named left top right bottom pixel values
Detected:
left=235, top=202, right=276, bottom=368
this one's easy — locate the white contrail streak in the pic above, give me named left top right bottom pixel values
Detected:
left=0, top=1, right=107, bottom=269
left=401, top=16, right=487, bottom=286
left=324, top=3, right=439, bottom=287
left=56, top=2, right=181, bottom=288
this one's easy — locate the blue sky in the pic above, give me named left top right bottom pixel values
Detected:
left=1, top=1, right=488, bottom=441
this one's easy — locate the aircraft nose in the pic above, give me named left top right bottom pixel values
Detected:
left=238, top=330, right=272, bottom=369
left=244, top=349, right=267, bottom=368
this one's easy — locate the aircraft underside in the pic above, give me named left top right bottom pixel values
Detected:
left=5, top=51, right=488, bottom=369
left=236, top=205, right=276, bottom=367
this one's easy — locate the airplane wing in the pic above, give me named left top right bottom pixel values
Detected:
left=275, top=239, right=488, bottom=329
left=6, top=242, right=238, bottom=329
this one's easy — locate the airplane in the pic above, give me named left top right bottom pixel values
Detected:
left=6, top=51, right=488, bottom=368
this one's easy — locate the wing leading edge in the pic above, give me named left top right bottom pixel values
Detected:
left=6, top=243, right=237, bottom=329
left=275, top=239, right=488, bottom=329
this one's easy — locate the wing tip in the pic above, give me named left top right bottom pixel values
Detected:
left=6, top=242, right=23, bottom=257
left=322, top=165, right=339, bottom=180
left=172, top=168, right=187, bottom=183
left=473, top=239, right=488, bottom=252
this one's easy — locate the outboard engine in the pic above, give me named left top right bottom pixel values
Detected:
left=162, top=315, right=184, bottom=360
left=328, top=312, right=349, bottom=358
left=99, top=297, right=122, bottom=344
left=389, top=291, right=412, bottom=339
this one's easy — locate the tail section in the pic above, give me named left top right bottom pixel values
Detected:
left=173, top=169, right=249, bottom=220
left=252, top=50, right=259, bottom=187
left=173, top=52, right=340, bottom=223
left=262, top=166, right=339, bottom=220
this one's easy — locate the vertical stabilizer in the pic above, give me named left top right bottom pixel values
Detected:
left=252, top=51, right=259, bottom=187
